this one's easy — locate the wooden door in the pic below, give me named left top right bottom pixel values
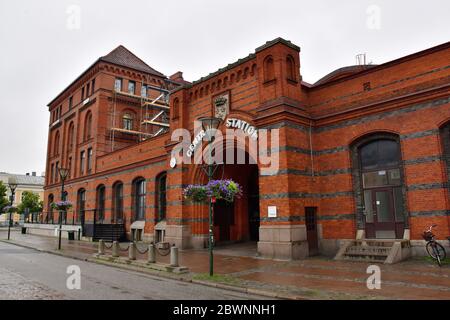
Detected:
left=305, top=207, right=319, bottom=256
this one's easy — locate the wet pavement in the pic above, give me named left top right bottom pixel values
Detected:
left=2, top=229, right=450, bottom=300
left=0, top=240, right=268, bottom=300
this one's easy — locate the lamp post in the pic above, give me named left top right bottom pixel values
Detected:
left=7, top=178, right=17, bottom=241
left=57, top=167, right=69, bottom=250
left=198, top=117, right=222, bottom=276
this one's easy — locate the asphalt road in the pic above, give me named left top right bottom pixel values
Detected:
left=0, top=241, right=267, bottom=300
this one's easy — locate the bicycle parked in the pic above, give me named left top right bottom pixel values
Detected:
left=423, top=224, right=446, bottom=266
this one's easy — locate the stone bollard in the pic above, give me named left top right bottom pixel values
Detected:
left=170, top=246, right=179, bottom=267
left=148, top=243, right=156, bottom=263
left=129, top=242, right=136, bottom=260
left=112, top=241, right=119, bottom=258
left=98, top=239, right=105, bottom=255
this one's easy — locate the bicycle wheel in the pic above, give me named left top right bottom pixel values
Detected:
left=426, top=241, right=446, bottom=264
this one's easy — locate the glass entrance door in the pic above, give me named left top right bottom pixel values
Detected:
left=364, top=187, right=403, bottom=239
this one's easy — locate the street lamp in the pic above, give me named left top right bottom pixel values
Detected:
left=198, top=117, right=222, bottom=276
left=57, top=167, right=69, bottom=250
left=7, top=177, right=17, bottom=240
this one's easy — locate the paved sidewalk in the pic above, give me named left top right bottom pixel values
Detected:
left=2, top=230, right=450, bottom=300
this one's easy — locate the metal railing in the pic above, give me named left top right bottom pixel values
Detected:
left=22, top=209, right=127, bottom=241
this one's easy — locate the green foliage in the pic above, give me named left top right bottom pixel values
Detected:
left=0, top=181, right=8, bottom=212
left=17, top=191, right=43, bottom=214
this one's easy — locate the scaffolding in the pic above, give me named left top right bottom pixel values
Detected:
left=110, top=80, right=171, bottom=152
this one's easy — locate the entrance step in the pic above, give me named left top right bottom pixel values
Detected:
left=334, top=239, right=411, bottom=264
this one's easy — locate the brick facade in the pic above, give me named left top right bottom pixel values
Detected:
left=44, top=38, right=450, bottom=260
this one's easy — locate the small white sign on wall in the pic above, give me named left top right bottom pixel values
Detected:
left=268, top=206, right=277, bottom=218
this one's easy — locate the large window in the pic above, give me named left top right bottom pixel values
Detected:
left=132, top=178, right=146, bottom=221
left=77, top=189, right=86, bottom=223
left=50, top=163, right=54, bottom=183
left=96, top=185, right=105, bottom=222
left=67, top=122, right=75, bottom=151
left=55, top=161, right=59, bottom=182
left=87, top=148, right=93, bottom=174
left=80, top=151, right=85, bottom=175
left=440, top=123, right=450, bottom=203
left=156, top=172, right=167, bottom=222
left=112, top=182, right=124, bottom=223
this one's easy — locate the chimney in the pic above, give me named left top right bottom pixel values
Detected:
left=32, top=172, right=36, bottom=176
left=169, top=71, right=184, bottom=83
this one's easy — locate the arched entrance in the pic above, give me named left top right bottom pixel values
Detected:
left=212, top=160, right=260, bottom=244
left=351, top=133, right=407, bottom=239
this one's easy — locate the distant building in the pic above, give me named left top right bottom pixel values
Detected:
left=0, top=172, right=45, bottom=223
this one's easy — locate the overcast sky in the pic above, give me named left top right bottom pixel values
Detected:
left=0, top=0, right=449, bottom=176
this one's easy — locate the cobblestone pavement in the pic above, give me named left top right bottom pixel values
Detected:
left=0, top=238, right=268, bottom=300
left=3, top=230, right=450, bottom=300
left=0, top=266, right=65, bottom=300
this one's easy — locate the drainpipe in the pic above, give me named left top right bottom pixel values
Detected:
left=309, top=120, right=315, bottom=181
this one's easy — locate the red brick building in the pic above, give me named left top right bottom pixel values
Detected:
left=43, top=38, right=450, bottom=260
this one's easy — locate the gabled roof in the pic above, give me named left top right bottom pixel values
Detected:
left=100, top=45, right=165, bottom=77
left=47, top=45, right=166, bottom=107
left=0, top=173, right=44, bottom=187
left=313, top=65, right=378, bottom=86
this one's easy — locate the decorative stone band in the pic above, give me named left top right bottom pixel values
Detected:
left=406, top=183, right=447, bottom=191
left=409, top=210, right=450, bottom=217
left=260, top=191, right=354, bottom=200
left=314, top=96, right=450, bottom=133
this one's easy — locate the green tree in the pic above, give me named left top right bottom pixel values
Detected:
left=0, top=181, right=8, bottom=212
left=17, top=191, right=43, bottom=214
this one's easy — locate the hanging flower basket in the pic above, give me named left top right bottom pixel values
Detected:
left=183, top=179, right=243, bottom=203
left=206, top=179, right=243, bottom=203
left=51, top=201, right=73, bottom=211
left=3, top=206, right=18, bottom=214
left=183, top=185, right=209, bottom=203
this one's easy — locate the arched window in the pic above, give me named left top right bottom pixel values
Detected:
left=96, top=185, right=105, bottom=222
left=155, top=172, right=167, bottom=222
left=67, top=122, right=75, bottom=152
left=112, top=182, right=124, bottom=223
left=77, top=188, right=86, bottom=223
left=351, top=135, right=406, bottom=239
left=47, top=194, right=54, bottom=223
left=132, top=178, right=146, bottom=221
left=263, top=56, right=275, bottom=82
left=84, top=111, right=92, bottom=141
left=286, top=55, right=296, bottom=81
left=440, top=123, right=450, bottom=199
left=123, top=113, right=133, bottom=131
left=54, top=131, right=60, bottom=156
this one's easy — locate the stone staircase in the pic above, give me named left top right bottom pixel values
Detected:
left=334, top=239, right=412, bottom=264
